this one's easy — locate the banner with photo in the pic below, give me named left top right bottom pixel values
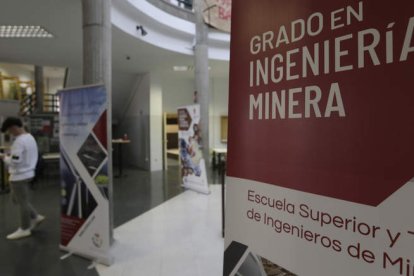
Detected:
left=59, top=85, right=112, bottom=265
left=225, top=1, right=414, bottom=275
left=203, top=0, right=232, bottom=33
left=177, top=104, right=209, bottom=194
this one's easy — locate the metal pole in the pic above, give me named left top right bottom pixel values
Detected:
left=34, top=65, right=44, bottom=113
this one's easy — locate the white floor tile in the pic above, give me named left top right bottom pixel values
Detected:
left=97, top=185, right=224, bottom=276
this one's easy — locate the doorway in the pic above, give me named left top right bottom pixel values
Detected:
left=163, top=112, right=179, bottom=170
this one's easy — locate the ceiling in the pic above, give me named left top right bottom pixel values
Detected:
left=0, top=0, right=230, bottom=118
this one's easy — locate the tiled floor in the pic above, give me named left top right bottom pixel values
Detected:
left=0, top=175, right=100, bottom=276
left=96, top=185, right=224, bottom=276
left=0, top=162, right=224, bottom=276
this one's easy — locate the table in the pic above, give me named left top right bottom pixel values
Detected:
left=42, top=152, right=61, bottom=179
left=212, top=148, right=227, bottom=171
left=42, top=152, right=60, bottom=161
left=112, top=139, right=131, bottom=177
left=166, top=148, right=179, bottom=159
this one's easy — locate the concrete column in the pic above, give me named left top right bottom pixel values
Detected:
left=82, top=0, right=111, bottom=89
left=82, top=0, right=113, bottom=243
left=194, top=0, right=210, bottom=164
left=34, top=65, right=44, bottom=113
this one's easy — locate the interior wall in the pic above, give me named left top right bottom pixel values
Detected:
left=116, top=73, right=151, bottom=170
left=109, top=72, right=229, bottom=172
left=0, top=100, right=20, bottom=117
left=0, top=63, right=66, bottom=95
left=149, top=74, right=163, bottom=171
left=0, top=63, right=33, bottom=81
left=162, top=76, right=194, bottom=113
left=0, top=101, right=20, bottom=145
left=46, top=77, right=64, bottom=95
left=66, top=67, right=82, bottom=88
left=161, top=75, right=229, bottom=150
left=210, top=77, right=229, bottom=149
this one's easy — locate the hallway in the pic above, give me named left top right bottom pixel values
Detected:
left=0, top=165, right=223, bottom=276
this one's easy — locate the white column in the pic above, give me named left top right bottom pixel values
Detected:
left=82, top=0, right=113, bottom=244
left=194, top=0, right=211, bottom=165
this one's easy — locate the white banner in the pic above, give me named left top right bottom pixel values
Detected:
left=59, top=85, right=112, bottom=265
left=225, top=177, right=414, bottom=276
left=177, top=104, right=209, bottom=194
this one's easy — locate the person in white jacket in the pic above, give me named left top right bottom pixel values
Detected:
left=0, top=117, right=45, bottom=240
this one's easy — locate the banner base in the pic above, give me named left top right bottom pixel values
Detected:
left=60, top=245, right=113, bottom=266
left=181, top=184, right=211, bottom=195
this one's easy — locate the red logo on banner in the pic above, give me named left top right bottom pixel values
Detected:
left=218, top=0, right=232, bottom=20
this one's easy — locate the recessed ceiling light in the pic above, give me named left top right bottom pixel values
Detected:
left=173, top=66, right=211, bottom=72
left=0, top=25, right=54, bottom=38
left=173, top=66, right=190, bottom=71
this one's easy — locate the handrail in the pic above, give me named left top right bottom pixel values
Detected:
left=162, top=0, right=193, bottom=10
left=42, top=93, right=60, bottom=113
left=145, top=0, right=195, bottom=23
left=0, top=72, right=60, bottom=116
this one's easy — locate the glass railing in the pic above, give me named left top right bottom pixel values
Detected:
left=20, top=92, right=59, bottom=116
left=162, top=0, right=193, bottom=11
left=0, top=73, right=59, bottom=115
left=157, top=0, right=231, bottom=33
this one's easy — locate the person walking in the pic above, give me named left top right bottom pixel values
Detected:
left=0, top=117, right=45, bottom=240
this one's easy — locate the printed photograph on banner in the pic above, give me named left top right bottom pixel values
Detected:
left=60, top=153, right=97, bottom=246
left=78, top=134, right=106, bottom=177
left=179, top=125, right=202, bottom=177
left=60, top=153, right=98, bottom=219
left=76, top=132, right=109, bottom=199
left=91, top=110, right=109, bottom=199
left=94, top=161, right=109, bottom=199
left=77, top=133, right=107, bottom=178
left=178, top=104, right=209, bottom=194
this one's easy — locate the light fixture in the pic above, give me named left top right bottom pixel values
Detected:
left=173, top=66, right=190, bottom=72
left=136, top=25, right=148, bottom=36
left=0, top=25, right=54, bottom=38
left=26, top=87, right=33, bottom=95
left=173, top=65, right=211, bottom=72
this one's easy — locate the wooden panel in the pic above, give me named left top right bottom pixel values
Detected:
left=167, top=133, right=178, bottom=149
left=164, top=112, right=180, bottom=167
left=220, top=116, right=228, bottom=143
left=166, top=124, right=178, bottom=133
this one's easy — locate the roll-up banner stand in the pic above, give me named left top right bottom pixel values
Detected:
left=58, top=85, right=113, bottom=265
left=178, top=104, right=210, bottom=194
left=225, top=1, right=414, bottom=275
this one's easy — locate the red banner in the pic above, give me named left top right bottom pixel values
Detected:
left=227, top=0, right=414, bottom=206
